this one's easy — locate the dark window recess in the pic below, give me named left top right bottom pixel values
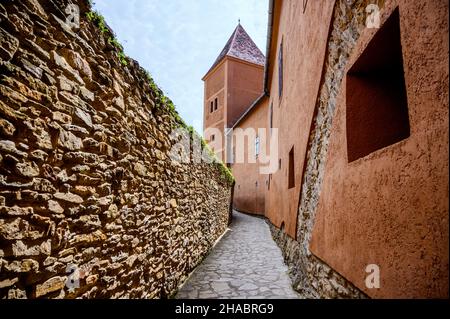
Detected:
left=288, top=147, right=295, bottom=189
left=211, top=134, right=215, bottom=142
left=210, top=101, right=214, bottom=113
left=278, top=41, right=283, bottom=99
left=346, top=8, right=410, bottom=163
left=278, top=159, right=282, bottom=170
left=214, top=98, right=218, bottom=110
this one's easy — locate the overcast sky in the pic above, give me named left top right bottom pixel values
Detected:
left=93, top=0, right=268, bottom=133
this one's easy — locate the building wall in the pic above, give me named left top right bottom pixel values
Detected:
left=203, top=62, right=226, bottom=161
left=310, top=0, right=449, bottom=298
left=0, top=0, right=233, bottom=299
left=204, top=61, right=226, bottom=101
left=230, top=97, right=269, bottom=215
left=203, top=57, right=264, bottom=163
left=226, top=58, right=264, bottom=128
left=266, top=0, right=448, bottom=299
left=265, top=0, right=336, bottom=238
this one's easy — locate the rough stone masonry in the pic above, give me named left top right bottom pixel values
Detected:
left=0, top=0, right=233, bottom=298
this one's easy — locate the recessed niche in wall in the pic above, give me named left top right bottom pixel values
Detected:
left=288, top=147, right=295, bottom=189
left=346, top=8, right=410, bottom=163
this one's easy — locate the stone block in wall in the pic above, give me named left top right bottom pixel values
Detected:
left=0, top=27, right=19, bottom=61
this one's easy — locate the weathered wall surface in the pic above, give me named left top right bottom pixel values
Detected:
left=269, top=0, right=448, bottom=299
left=267, top=0, right=383, bottom=298
left=0, top=0, right=233, bottom=299
left=269, top=223, right=365, bottom=298
left=290, top=0, right=385, bottom=299
left=264, top=0, right=336, bottom=238
left=310, top=0, right=449, bottom=298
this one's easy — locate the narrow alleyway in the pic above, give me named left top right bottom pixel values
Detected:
left=176, top=211, right=300, bottom=299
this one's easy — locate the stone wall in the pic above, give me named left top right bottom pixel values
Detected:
left=270, top=0, right=385, bottom=299
left=0, top=0, right=233, bottom=299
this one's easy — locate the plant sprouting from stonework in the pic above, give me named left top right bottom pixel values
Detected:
left=107, top=37, right=128, bottom=66
left=143, top=70, right=185, bottom=126
left=86, top=10, right=128, bottom=66
left=86, top=11, right=108, bottom=33
left=187, top=126, right=235, bottom=185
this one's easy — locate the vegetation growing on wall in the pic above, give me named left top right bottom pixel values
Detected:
left=86, top=10, right=128, bottom=66
left=84, top=2, right=234, bottom=185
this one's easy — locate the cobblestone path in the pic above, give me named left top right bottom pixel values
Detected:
left=176, top=211, right=299, bottom=299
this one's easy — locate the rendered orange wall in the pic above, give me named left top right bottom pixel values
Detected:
left=231, top=98, right=270, bottom=215
left=310, top=0, right=449, bottom=298
left=226, top=58, right=264, bottom=128
left=205, top=61, right=225, bottom=99
left=265, top=0, right=336, bottom=238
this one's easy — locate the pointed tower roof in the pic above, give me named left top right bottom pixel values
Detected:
left=204, top=23, right=265, bottom=78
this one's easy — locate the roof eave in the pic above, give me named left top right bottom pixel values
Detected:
left=202, top=55, right=265, bottom=81
left=202, top=56, right=227, bottom=81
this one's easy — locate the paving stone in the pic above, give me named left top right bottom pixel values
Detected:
left=240, top=283, right=258, bottom=291
left=211, top=282, right=230, bottom=292
left=176, top=211, right=299, bottom=299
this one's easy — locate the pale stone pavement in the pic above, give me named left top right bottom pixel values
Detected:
left=176, top=211, right=300, bottom=299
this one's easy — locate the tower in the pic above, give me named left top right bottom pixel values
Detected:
left=202, top=23, right=265, bottom=162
